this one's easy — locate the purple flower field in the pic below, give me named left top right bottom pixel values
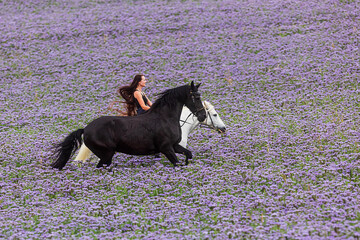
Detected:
left=1, top=0, right=360, bottom=238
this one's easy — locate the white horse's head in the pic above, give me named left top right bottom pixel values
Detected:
left=202, top=101, right=226, bottom=133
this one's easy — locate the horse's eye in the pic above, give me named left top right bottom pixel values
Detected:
left=213, top=114, right=218, bottom=117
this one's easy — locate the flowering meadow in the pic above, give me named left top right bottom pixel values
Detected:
left=1, top=0, right=360, bottom=239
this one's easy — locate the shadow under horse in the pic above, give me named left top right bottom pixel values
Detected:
left=51, top=81, right=206, bottom=170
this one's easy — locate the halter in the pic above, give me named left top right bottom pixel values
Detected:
left=189, top=91, right=205, bottom=120
left=199, top=109, right=218, bottom=130
left=179, top=103, right=216, bottom=130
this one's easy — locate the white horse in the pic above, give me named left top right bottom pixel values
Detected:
left=74, top=101, right=226, bottom=163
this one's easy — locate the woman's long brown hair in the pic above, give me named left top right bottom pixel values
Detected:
left=118, top=74, right=143, bottom=116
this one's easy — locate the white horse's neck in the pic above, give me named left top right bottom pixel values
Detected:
left=180, top=106, right=200, bottom=134
left=179, top=106, right=200, bottom=147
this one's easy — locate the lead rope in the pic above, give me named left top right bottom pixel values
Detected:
left=180, top=112, right=194, bottom=127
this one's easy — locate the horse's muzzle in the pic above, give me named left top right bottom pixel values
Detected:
left=217, top=127, right=226, bottom=133
left=197, top=114, right=206, bottom=123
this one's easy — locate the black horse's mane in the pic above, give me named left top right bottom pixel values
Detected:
left=149, top=84, right=190, bottom=111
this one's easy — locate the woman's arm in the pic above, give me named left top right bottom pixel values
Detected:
left=147, top=96, right=152, bottom=106
left=134, top=91, right=150, bottom=110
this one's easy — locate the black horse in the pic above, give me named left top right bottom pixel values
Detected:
left=51, top=81, right=206, bottom=170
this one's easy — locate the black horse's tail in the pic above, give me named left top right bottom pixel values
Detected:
left=51, top=129, right=84, bottom=170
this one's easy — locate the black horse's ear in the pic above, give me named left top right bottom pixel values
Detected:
left=196, top=83, right=201, bottom=89
left=190, top=81, right=195, bottom=90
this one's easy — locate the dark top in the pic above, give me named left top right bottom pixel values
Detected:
left=134, top=90, right=149, bottom=115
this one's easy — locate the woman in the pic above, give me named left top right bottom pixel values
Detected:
left=118, top=74, right=160, bottom=158
left=118, top=74, right=152, bottom=116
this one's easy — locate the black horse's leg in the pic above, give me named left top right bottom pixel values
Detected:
left=97, top=151, right=115, bottom=168
left=173, top=144, right=192, bottom=165
left=161, top=148, right=180, bottom=167
left=91, top=148, right=115, bottom=168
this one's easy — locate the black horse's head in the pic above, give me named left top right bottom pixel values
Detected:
left=185, top=81, right=206, bottom=122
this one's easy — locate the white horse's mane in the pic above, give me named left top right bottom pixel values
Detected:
left=203, top=101, right=215, bottom=112
left=182, top=100, right=215, bottom=112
